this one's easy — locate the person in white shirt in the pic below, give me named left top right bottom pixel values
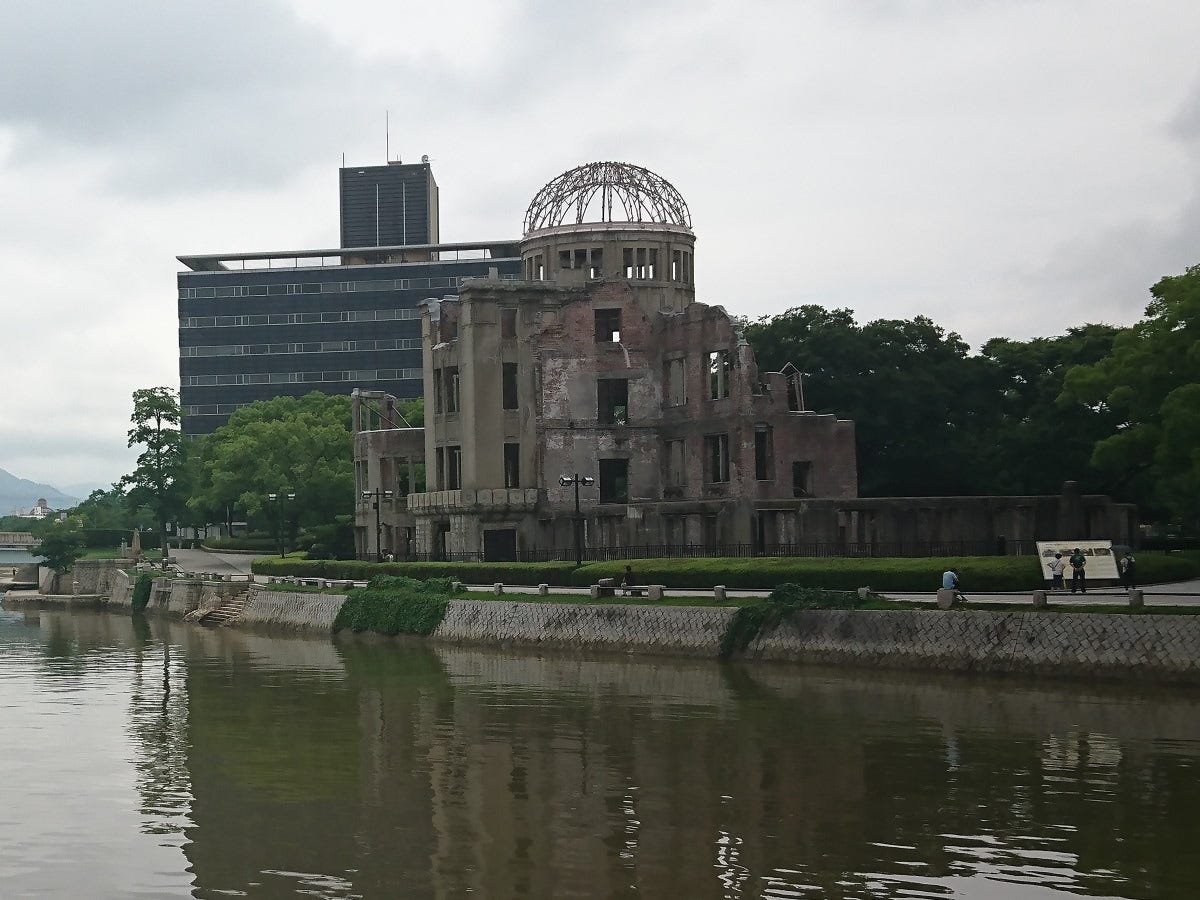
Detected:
left=1046, top=553, right=1066, bottom=592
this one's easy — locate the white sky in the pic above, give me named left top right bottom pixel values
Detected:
left=1, top=0, right=1197, bottom=492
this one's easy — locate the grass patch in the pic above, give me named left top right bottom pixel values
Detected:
left=719, top=585, right=882, bottom=658
left=333, top=576, right=454, bottom=636
left=79, top=547, right=124, bottom=560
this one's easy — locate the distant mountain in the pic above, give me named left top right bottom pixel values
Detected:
left=0, top=467, right=79, bottom=516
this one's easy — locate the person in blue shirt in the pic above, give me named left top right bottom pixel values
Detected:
left=941, top=568, right=966, bottom=603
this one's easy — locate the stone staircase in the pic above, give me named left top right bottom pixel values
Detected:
left=198, top=590, right=251, bottom=628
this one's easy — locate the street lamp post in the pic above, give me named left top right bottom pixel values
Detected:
left=267, top=492, right=296, bottom=557
left=559, top=474, right=595, bottom=567
left=362, top=489, right=394, bottom=562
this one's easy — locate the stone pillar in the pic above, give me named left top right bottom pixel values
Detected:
left=1032, top=589, right=1047, bottom=608
left=1128, top=589, right=1144, bottom=610
left=936, top=588, right=956, bottom=610
left=713, top=585, right=727, bottom=602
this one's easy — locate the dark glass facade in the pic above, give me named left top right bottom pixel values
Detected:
left=339, top=162, right=438, bottom=248
left=178, top=257, right=520, bottom=434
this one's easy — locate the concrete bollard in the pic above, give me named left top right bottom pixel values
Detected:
left=1032, top=589, right=1047, bottom=608
left=493, top=583, right=504, bottom=595
left=936, top=588, right=956, bottom=610
left=1129, top=589, right=1144, bottom=609
left=713, top=585, right=727, bottom=601
left=538, top=583, right=550, bottom=595
left=590, top=584, right=601, bottom=599
left=451, top=581, right=464, bottom=593
left=857, top=586, right=871, bottom=600
left=648, top=585, right=664, bottom=601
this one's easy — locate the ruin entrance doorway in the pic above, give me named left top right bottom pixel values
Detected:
left=483, top=528, right=518, bottom=562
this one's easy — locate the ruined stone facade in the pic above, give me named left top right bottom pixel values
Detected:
left=355, top=162, right=858, bottom=560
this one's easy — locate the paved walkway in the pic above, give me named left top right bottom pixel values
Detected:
left=174, top=548, right=267, bottom=577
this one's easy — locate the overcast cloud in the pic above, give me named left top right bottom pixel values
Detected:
left=1, top=0, right=1197, bottom=492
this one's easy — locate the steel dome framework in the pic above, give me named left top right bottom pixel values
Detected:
left=523, top=162, right=692, bottom=235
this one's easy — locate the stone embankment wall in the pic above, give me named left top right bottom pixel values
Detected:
left=432, top=600, right=734, bottom=656
left=745, top=609, right=1200, bottom=681
left=8, top=574, right=1200, bottom=682
left=240, top=590, right=345, bottom=631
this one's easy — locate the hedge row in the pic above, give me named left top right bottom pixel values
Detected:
left=203, top=536, right=280, bottom=552
left=252, top=552, right=1200, bottom=592
left=251, top=556, right=577, bottom=586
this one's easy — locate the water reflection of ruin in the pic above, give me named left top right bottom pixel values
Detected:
left=14, top=608, right=1185, bottom=899
left=165, top=635, right=1200, bottom=898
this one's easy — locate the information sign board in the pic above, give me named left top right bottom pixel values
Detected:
left=1035, top=540, right=1119, bottom=580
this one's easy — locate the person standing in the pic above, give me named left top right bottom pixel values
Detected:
left=1046, top=553, right=1066, bottom=592
left=1069, top=548, right=1087, bottom=594
left=1119, top=552, right=1137, bottom=590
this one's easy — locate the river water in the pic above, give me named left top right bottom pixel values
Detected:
left=1, top=605, right=1197, bottom=899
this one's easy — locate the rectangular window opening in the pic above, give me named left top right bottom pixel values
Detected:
left=446, top=446, right=462, bottom=490
left=706, top=434, right=730, bottom=484
left=665, top=357, right=686, bottom=406
left=664, top=439, right=685, bottom=488
left=792, top=460, right=812, bottom=498
left=599, top=459, right=629, bottom=504
left=597, top=378, right=629, bottom=425
left=502, top=362, right=519, bottom=410
left=503, top=443, right=520, bottom=489
left=754, top=426, right=772, bottom=481
left=708, top=350, right=732, bottom=400
left=594, top=307, right=621, bottom=343
left=623, top=247, right=635, bottom=279
left=445, top=367, right=460, bottom=414
left=501, top=308, right=518, bottom=340
left=589, top=248, right=603, bottom=279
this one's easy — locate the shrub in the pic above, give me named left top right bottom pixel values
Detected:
left=333, top=576, right=456, bottom=636
left=131, top=573, right=154, bottom=614
left=720, top=584, right=873, bottom=658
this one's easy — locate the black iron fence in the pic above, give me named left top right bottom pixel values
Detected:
left=385, top=539, right=1039, bottom=564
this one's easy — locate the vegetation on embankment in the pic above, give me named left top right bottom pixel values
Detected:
left=131, top=573, right=154, bottom=613
left=252, top=552, right=1200, bottom=592
left=332, top=576, right=454, bottom=637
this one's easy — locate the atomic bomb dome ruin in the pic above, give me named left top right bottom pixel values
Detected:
left=353, top=161, right=857, bottom=561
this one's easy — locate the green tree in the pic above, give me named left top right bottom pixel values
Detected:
left=187, top=392, right=355, bottom=532
left=1062, top=264, right=1200, bottom=525
left=36, top=525, right=85, bottom=574
left=743, top=307, right=995, bottom=495
left=123, top=387, right=185, bottom=562
left=976, top=324, right=1122, bottom=495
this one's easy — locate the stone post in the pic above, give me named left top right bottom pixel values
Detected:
left=537, top=583, right=549, bottom=595
left=936, top=588, right=956, bottom=610
left=493, top=583, right=504, bottom=595
left=1128, top=589, right=1144, bottom=610
left=648, top=585, right=664, bottom=601
left=713, top=585, right=727, bottom=602
left=1032, top=589, right=1047, bottom=608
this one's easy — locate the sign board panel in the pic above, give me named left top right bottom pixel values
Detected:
left=1035, top=540, right=1119, bottom=580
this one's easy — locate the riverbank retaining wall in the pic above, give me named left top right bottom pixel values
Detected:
left=745, top=609, right=1200, bottom=681
left=240, top=590, right=345, bottom=631
left=431, top=600, right=734, bottom=656
left=8, top=577, right=1200, bottom=682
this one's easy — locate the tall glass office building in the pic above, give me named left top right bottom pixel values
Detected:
left=177, top=162, right=520, bottom=435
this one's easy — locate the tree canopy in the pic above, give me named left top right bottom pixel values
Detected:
left=187, top=392, right=355, bottom=531
left=743, top=307, right=1121, bottom=498
left=122, top=387, right=185, bottom=555
left=1061, top=264, right=1200, bottom=525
